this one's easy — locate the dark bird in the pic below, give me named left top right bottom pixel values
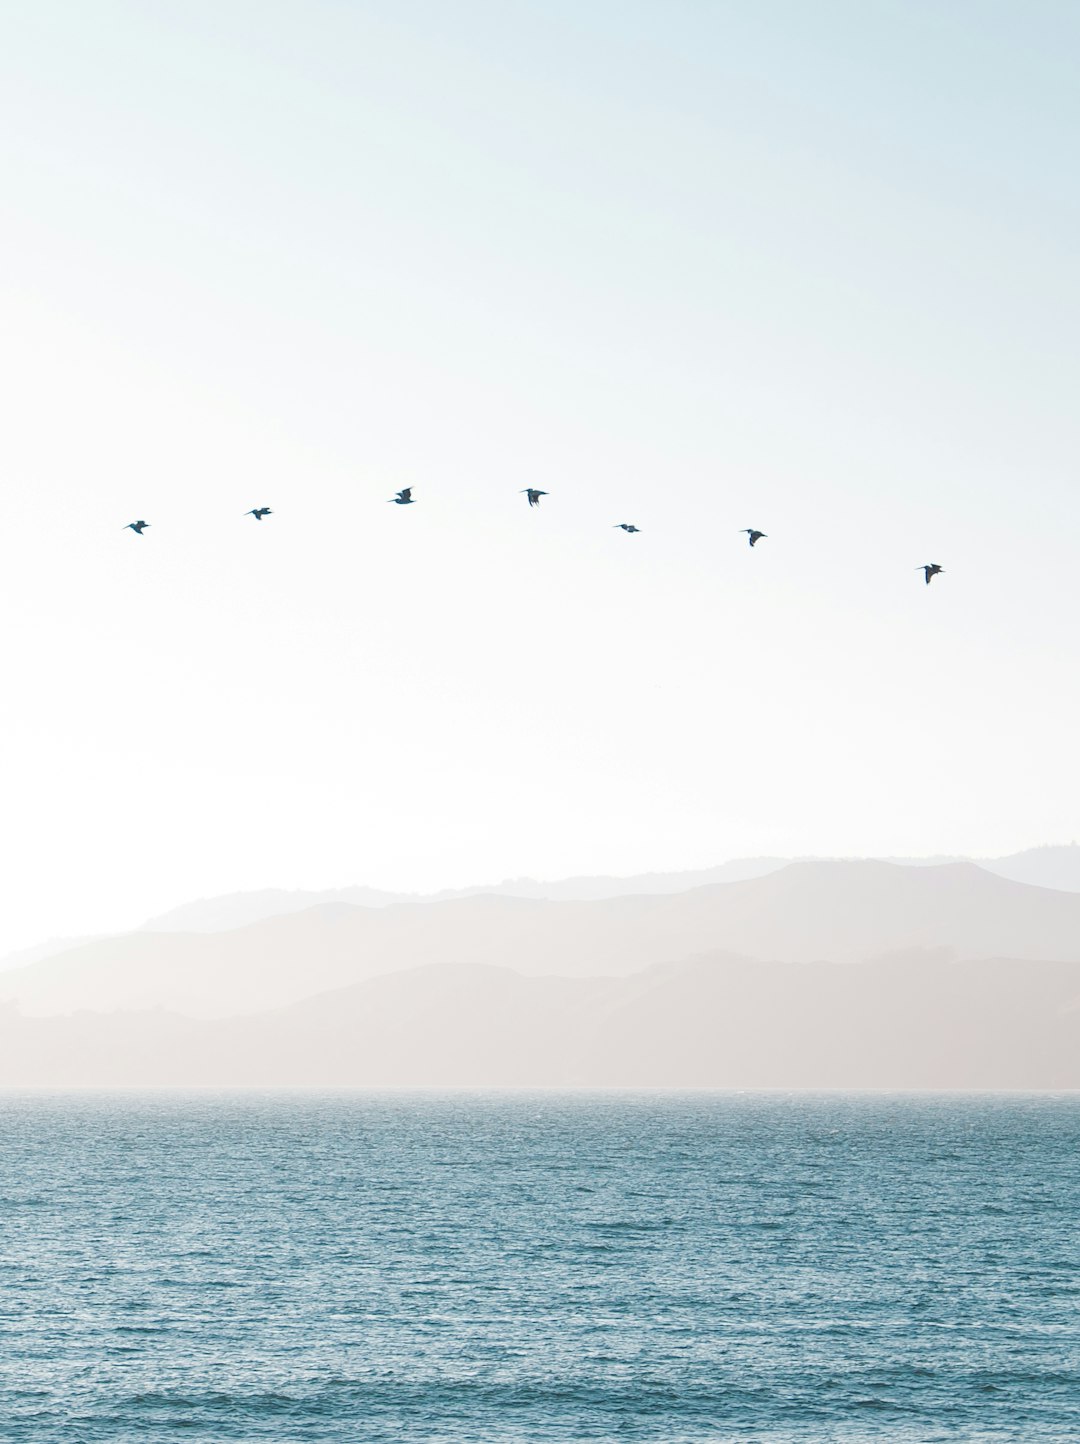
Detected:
left=124, top=520, right=150, bottom=535
left=919, top=563, right=944, bottom=585
left=614, top=524, right=640, bottom=533
left=245, top=507, right=272, bottom=521
left=389, top=488, right=415, bottom=505
left=741, top=529, right=767, bottom=547
left=521, top=489, right=548, bottom=508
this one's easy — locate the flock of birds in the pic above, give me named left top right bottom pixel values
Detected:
left=124, top=491, right=946, bottom=584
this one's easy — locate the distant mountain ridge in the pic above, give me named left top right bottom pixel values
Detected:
left=136, top=859, right=788, bottom=933
left=136, top=844, right=1080, bottom=935
left=5, top=859, right=1080, bottom=1021
left=6, top=847, right=1075, bottom=980
left=1, top=949, right=1077, bottom=1089
left=3, top=856, right=1080, bottom=1087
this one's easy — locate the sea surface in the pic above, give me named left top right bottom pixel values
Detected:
left=0, top=1092, right=1076, bottom=1442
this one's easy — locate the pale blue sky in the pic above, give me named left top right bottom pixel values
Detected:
left=0, top=1, right=1077, bottom=951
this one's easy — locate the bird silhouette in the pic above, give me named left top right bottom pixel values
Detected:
left=521, top=489, right=548, bottom=508
left=245, top=508, right=272, bottom=521
left=741, top=529, right=767, bottom=547
left=919, top=563, right=944, bottom=585
left=124, top=520, right=150, bottom=535
left=614, top=524, right=640, bottom=533
left=389, top=488, right=415, bottom=505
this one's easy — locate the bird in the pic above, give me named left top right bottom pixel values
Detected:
left=124, top=520, right=150, bottom=535
left=919, top=564, right=944, bottom=585
left=614, top=524, right=641, bottom=533
left=389, top=488, right=415, bottom=505
left=521, top=489, right=548, bottom=508
left=245, top=507, right=272, bottom=521
left=741, top=529, right=767, bottom=547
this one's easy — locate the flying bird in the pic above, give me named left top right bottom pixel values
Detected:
left=741, top=529, right=767, bottom=547
left=245, top=507, right=272, bottom=521
left=614, top=524, right=641, bottom=533
left=389, top=488, right=415, bottom=505
left=124, top=520, right=150, bottom=535
left=521, top=489, right=548, bottom=508
left=919, top=564, right=944, bottom=585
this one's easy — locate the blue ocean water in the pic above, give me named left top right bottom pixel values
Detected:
left=0, top=1093, right=1076, bottom=1442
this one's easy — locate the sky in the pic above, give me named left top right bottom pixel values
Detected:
left=0, top=0, right=1078, bottom=954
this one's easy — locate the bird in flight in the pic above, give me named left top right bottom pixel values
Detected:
left=741, top=529, right=767, bottom=547
left=919, top=564, right=944, bottom=585
left=245, top=507, right=272, bottom=521
left=124, top=520, right=150, bottom=535
left=521, top=489, right=548, bottom=508
left=389, top=488, right=415, bottom=505
left=614, top=524, right=641, bottom=533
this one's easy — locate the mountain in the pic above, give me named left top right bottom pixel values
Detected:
left=254, top=950, right=1080, bottom=1089
left=7, top=846, right=1076, bottom=985
left=1, top=950, right=1077, bottom=1088
left=5, top=860, right=1080, bottom=1020
left=141, top=886, right=420, bottom=933
left=0, top=935, right=98, bottom=973
left=442, top=858, right=791, bottom=901
left=982, top=844, right=1080, bottom=893
left=130, top=845, right=1080, bottom=941
left=136, top=859, right=788, bottom=933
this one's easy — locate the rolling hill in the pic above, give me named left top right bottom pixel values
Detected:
left=4, top=860, right=1080, bottom=1020
left=1, top=949, right=1077, bottom=1088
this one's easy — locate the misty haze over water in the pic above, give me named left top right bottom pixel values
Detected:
left=2, top=854, right=1080, bottom=1089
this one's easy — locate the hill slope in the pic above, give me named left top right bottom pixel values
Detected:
left=0, top=950, right=1077, bottom=1088
left=127, top=845, right=1080, bottom=940
left=5, top=861, right=1080, bottom=1019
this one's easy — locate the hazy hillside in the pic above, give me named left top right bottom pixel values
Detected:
left=142, top=886, right=421, bottom=933
left=1, top=950, right=1077, bottom=1088
left=130, top=845, right=1080, bottom=940
left=137, top=859, right=788, bottom=933
left=0, top=935, right=97, bottom=973
left=982, top=844, right=1080, bottom=893
left=6, top=846, right=1076, bottom=982
left=5, top=860, right=1080, bottom=1019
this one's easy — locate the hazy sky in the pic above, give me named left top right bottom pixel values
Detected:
left=1, top=0, right=1078, bottom=952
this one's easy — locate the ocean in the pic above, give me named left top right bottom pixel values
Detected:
left=0, top=1092, right=1076, bottom=1441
